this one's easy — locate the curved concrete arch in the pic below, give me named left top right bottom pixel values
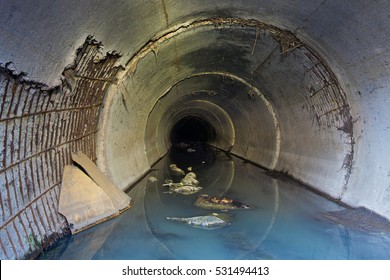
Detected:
left=145, top=70, right=282, bottom=169
left=164, top=101, right=235, bottom=147
left=1, top=1, right=390, bottom=259
left=97, top=17, right=352, bottom=197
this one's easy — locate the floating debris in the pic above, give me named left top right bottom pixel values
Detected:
left=163, top=171, right=202, bottom=195
left=187, top=148, right=196, bottom=153
left=181, top=172, right=199, bottom=186
left=166, top=213, right=231, bottom=229
left=147, top=176, right=158, bottom=183
left=163, top=179, right=203, bottom=195
left=163, top=180, right=203, bottom=195
left=169, top=164, right=185, bottom=176
left=194, top=194, right=251, bottom=210
left=169, top=185, right=203, bottom=195
left=162, top=179, right=173, bottom=187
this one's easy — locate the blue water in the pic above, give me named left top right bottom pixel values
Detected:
left=39, top=145, right=390, bottom=259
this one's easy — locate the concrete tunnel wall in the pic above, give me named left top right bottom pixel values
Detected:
left=1, top=0, right=390, bottom=259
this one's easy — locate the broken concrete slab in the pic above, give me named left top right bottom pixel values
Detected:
left=71, top=151, right=131, bottom=211
left=59, top=165, right=119, bottom=234
left=58, top=152, right=132, bottom=234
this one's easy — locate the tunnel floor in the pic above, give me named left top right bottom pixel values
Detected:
left=38, top=145, right=390, bottom=260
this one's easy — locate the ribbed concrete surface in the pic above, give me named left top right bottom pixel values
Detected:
left=1, top=0, right=390, bottom=259
left=0, top=38, right=122, bottom=259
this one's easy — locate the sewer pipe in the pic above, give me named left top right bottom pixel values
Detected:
left=1, top=0, right=390, bottom=259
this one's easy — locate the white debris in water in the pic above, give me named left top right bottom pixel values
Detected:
left=147, top=176, right=158, bottom=183
left=181, top=172, right=199, bottom=186
left=169, top=164, right=185, bottom=176
left=166, top=214, right=230, bottom=229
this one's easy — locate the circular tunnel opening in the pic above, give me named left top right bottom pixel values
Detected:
left=2, top=1, right=390, bottom=261
left=170, top=116, right=216, bottom=144
left=100, top=17, right=354, bottom=196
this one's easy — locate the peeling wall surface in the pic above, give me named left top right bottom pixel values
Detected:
left=1, top=0, right=390, bottom=259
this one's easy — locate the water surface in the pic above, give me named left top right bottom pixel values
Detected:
left=39, top=145, right=390, bottom=259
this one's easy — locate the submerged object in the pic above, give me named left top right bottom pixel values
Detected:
left=194, top=194, right=251, bottom=210
left=166, top=213, right=230, bottom=229
left=169, top=164, right=185, bottom=176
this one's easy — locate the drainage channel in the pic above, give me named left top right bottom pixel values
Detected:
left=38, top=145, right=390, bottom=260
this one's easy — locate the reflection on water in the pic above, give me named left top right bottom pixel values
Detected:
left=39, top=145, right=390, bottom=260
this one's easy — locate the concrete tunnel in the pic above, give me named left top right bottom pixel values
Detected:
left=1, top=0, right=390, bottom=259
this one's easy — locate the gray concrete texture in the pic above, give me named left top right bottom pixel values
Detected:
left=1, top=0, right=390, bottom=259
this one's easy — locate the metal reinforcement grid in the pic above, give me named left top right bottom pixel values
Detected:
left=0, top=37, right=121, bottom=259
